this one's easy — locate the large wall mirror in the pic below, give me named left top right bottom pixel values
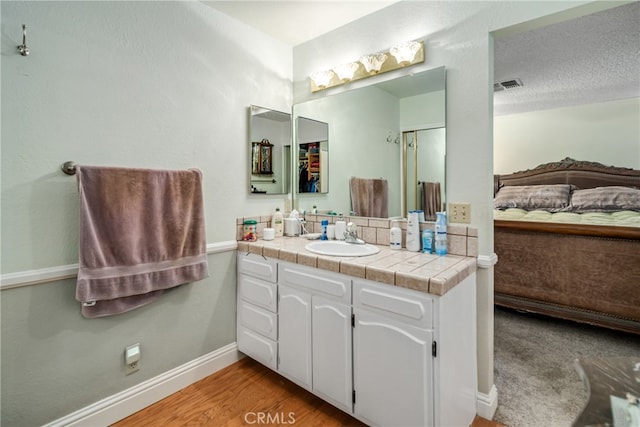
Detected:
left=292, top=66, right=446, bottom=218
left=249, top=105, right=292, bottom=195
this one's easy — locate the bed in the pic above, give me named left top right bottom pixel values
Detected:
left=493, top=158, right=640, bottom=334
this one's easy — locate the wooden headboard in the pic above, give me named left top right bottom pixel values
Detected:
left=494, top=157, right=640, bottom=195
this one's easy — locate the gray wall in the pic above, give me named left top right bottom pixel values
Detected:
left=1, top=2, right=291, bottom=425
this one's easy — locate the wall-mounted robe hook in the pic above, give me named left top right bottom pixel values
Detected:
left=17, top=25, right=29, bottom=56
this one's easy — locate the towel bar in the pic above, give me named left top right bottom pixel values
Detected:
left=61, top=161, right=77, bottom=175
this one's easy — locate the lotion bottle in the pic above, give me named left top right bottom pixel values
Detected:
left=335, top=213, right=346, bottom=241
left=406, top=211, right=421, bottom=252
left=390, top=220, right=402, bottom=250
left=273, top=207, right=284, bottom=237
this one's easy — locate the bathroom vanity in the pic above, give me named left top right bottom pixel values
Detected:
left=236, top=238, right=477, bottom=427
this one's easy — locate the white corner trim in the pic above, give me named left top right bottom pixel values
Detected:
left=476, top=252, right=498, bottom=269
left=1, top=240, right=238, bottom=291
left=476, top=384, right=498, bottom=421
left=45, top=343, right=243, bottom=427
left=207, top=240, right=238, bottom=254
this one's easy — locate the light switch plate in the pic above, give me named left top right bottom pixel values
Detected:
left=449, top=203, right=471, bottom=224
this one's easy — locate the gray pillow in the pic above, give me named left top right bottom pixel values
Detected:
left=494, top=184, right=574, bottom=212
left=569, top=186, right=640, bottom=212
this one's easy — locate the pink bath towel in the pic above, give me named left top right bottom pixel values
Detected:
left=76, top=166, right=208, bottom=318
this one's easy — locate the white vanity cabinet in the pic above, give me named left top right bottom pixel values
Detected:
left=278, top=262, right=353, bottom=413
left=354, top=273, right=478, bottom=427
left=236, top=253, right=477, bottom=427
left=352, top=279, right=435, bottom=427
left=237, top=254, right=278, bottom=370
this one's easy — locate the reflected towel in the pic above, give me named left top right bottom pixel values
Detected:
left=421, top=182, right=441, bottom=221
left=350, top=177, right=389, bottom=218
left=76, top=166, right=208, bottom=318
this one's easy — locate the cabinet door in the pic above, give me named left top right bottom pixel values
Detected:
left=353, top=308, right=434, bottom=427
left=312, top=296, right=352, bottom=413
left=278, top=284, right=312, bottom=389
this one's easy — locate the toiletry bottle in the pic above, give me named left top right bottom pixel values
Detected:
left=390, top=220, right=402, bottom=250
left=406, top=211, right=421, bottom=252
left=435, top=212, right=447, bottom=256
left=312, top=205, right=318, bottom=214
left=335, top=213, right=346, bottom=241
left=273, top=207, right=284, bottom=237
left=321, top=219, right=329, bottom=240
left=422, top=228, right=434, bottom=254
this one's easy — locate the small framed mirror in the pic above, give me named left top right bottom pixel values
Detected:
left=249, top=106, right=292, bottom=195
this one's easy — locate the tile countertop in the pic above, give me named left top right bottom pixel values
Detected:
left=237, top=237, right=477, bottom=297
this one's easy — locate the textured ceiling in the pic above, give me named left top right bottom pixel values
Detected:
left=493, top=1, right=640, bottom=116
left=203, top=1, right=639, bottom=116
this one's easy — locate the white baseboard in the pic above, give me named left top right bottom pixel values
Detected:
left=476, top=384, right=498, bottom=420
left=45, top=343, right=243, bottom=427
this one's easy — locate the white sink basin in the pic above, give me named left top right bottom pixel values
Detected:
left=305, top=241, right=380, bottom=257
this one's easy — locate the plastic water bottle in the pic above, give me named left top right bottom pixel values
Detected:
left=435, top=212, right=447, bottom=256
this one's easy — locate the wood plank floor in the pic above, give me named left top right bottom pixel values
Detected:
left=112, top=357, right=505, bottom=426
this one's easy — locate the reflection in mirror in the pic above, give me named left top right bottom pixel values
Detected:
left=249, top=105, right=292, bottom=195
left=292, top=66, right=446, bottom=218
left=403, top=128, right=446, bottom=219
left=297, top=117, right=328, bottom=194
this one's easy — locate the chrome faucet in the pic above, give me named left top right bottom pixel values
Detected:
left=344, top=222, right=365, bottom=244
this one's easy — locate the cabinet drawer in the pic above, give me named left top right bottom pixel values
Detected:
left=237, top=253, right=277, bottom=283
left=278, top=262, right=351, bottom=304
left=237, top=326, right=277, bottom=370
left=238, top=300, right=278, bottom=340
left=353, top=279, right=433, bottom=330
left=238, top=274, right=277, bottom=312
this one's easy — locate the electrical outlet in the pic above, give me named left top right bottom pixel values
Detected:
left=449, top=203, right=471, bottom=224
left=125, top=343, right=140, bottom=375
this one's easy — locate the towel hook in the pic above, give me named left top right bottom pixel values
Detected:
left=61, top=161, right=77, bottom=175
left=17, top=25, right=29, bottom=57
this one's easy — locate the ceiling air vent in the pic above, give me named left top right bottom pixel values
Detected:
left=494, top=78, right=523, bottom=92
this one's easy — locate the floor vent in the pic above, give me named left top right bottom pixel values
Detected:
left=494, top=78, right=523, bottom=91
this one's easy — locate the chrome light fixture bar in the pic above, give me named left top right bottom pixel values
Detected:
left=310, top=40, right=424, bottom=93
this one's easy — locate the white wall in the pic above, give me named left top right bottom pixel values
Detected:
left=1, top=2, right=291, bottom=425
left=400, top=90, right=446, bottom=130
left=494, top=97, right=640, bottom=174
left=292, top=0, right=597, bottom=408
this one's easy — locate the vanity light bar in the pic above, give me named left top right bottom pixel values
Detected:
left=310, top=40, right=425, bottom=93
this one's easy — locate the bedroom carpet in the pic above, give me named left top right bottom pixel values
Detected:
left=493, top=307, right=640, bottom=427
